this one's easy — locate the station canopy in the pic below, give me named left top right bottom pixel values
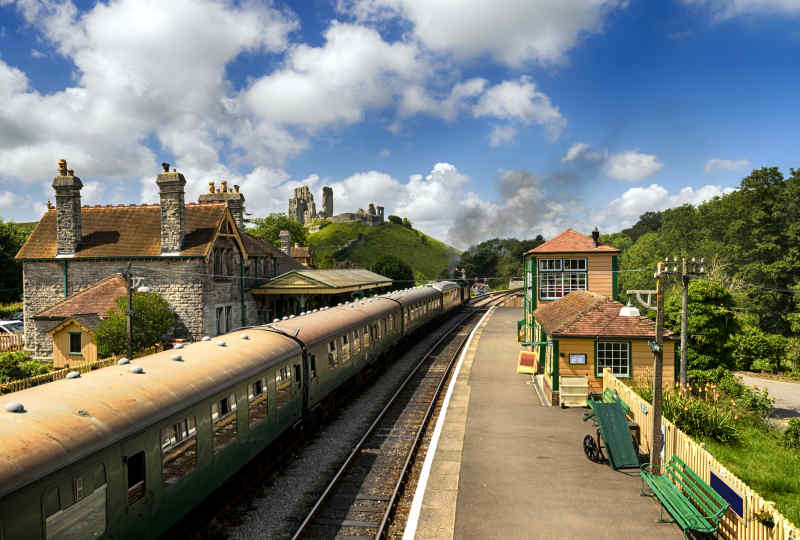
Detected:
left=252, top=268, right=392, bottom=295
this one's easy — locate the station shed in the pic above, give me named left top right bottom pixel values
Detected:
left=532, top=290, right=678, bottom=405
left=251, top=268, right=392, bottom=320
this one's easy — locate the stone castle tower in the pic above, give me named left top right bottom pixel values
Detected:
left=288, top=184, right=384, bottom=227
left=321, top=186, right=333, bottom=218
left=288, top=186, right=317, bottom=224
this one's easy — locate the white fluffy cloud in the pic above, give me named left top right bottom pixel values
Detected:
left=488, top=125, right=517, bottom=147
left=604, top=150, right=664, bottom=181
left=473, top=77, right=566, bottom=141
left=341, top=0, right=628, bottom=67
left=561, top=142, right=591, bottom=162
left=601, top=183, right=735, bottom=227
left=704, top=158, right=750, bottom=173
left=680, top=0, right=800, bottom=19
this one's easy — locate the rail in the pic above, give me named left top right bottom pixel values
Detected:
left=292, top=306, right=491, bottom=540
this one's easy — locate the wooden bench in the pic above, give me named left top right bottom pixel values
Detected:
left=640, top=455, right=729, bottom=539
left=602, top=387, right=630, bottom=415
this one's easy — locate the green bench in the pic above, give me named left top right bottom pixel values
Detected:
left=602, top=387, right=630, bottom=415
left=640, top=455, right=729, bottom=539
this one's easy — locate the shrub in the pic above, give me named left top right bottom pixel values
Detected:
left=731, top=326, right=785, bottom=372
left=0, top=351, right=50, bottom=383
left=785, top=418, right=800, bottom=450
left=96, top=292, right=175, bottom=358
left=0, top=302, right=22, bottom=319
left=387, top=215, right=403, bottom=225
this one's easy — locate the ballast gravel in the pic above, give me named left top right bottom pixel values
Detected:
left=228, top=316, right=465, bottom=540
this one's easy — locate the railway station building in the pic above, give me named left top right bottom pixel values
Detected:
left=16, top=161, right=304, bottom=360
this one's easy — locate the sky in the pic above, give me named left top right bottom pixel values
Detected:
left=0, top=0, right=798, bottom=250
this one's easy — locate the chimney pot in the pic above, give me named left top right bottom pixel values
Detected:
left=208, top=181, right=215, bottom=193
left=58, top=159, right=68, bottom=176
left=233, top=184, right=239, bottom=193
left=221, top=180, right=228, bottom=193
left=592, top=226, right=600, bottom=248
left=161, top=162, right=170, bottom=172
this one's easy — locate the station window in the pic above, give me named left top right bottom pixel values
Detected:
left=68, top=332, right=81, bottom=355
left=276, top=365, right=292, bottom=408
left=161, top=416, right=197, bottom=485
left=248, top=378, right=269, bottom=427
left=127, top=452, right=145, bottom=504
left=595, top=342, right=631, bottom=378
left=212, top=393, right=238, bottom=453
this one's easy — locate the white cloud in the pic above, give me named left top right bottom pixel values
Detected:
left=398, top=77, right=487, bottom=122
left=30, top=48, right=46, bottom=58
left=473, top=76, right=566, bottom=141
left=341, top=0, right=628, bottom=67
left=704, top=158, right=750, bottom=173
left=561, top=142, right=591, bottom=162
left=680, top=0, right=800, bottom=19
left=488, top=125, right=516, bottom=147
left=604, top=150, right=663, bottom=181
left=245, top=22, right=424, bottom=130
left=601, top=183, right=735, bottom=228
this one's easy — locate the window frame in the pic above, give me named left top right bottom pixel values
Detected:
left=594, top=340, right=632, bottom=378
left=538, top=257, right=588, bottom=300
left=68, top=331, right=82, bottom=355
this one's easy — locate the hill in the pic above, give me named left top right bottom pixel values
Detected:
left=307, top=222, right=460, bottom=280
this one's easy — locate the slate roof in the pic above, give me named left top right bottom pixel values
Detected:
left=533, top=290, right=674, bottom=339
left=35, top=273, right=127, bottom=319
left=16, top=202, right=228, bottom=259
left=527, top=229, right=620, bottom=254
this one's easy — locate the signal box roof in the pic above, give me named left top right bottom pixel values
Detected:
left=526, top=229, right=619, bottom=255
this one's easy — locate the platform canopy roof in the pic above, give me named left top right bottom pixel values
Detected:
left=252, top=268, right=392, bottom=295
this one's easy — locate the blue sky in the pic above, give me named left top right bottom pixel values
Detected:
left=0, top=0, right=798, bottom=249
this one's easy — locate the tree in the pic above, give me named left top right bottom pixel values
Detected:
left=0, top=221, right=31, bottom=303
left=387, top=215, right=403, bottom=225
left=618, top=232, right=666, bottom=297
left=599, top=232, right=632, bottom=254
left=401, top=217, right=412, bottom=229
left=96, top=292, right=175, bottom=358
left=247, top=213, right=308, bottom=248
left=664, top=279, right=738, bottom=370
left=730, top=326, right=785, bottom=372
left=622, top=211, right=663, bottom=242
left=372, top=255, right=414, bottom=290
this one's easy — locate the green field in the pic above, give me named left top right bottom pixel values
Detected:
left=307, top=222, right=460, bottom=279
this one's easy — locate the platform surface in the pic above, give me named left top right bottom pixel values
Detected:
left=411, top=306, right=680, bottom=540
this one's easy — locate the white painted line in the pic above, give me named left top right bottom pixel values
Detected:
left=402, top=307, right=494, bottom=540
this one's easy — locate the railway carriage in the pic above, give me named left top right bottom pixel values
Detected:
left=0, top=283, right=466, bottom=539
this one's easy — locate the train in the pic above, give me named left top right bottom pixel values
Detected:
left=0, top=281, right=469, bottom=540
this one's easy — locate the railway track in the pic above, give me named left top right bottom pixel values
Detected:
left=292, top=295, right=509, bottom=540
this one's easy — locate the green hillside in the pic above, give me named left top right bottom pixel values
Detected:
left=307, top=222, right=460, bottom=279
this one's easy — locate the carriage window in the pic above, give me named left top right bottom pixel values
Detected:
left=294, top=364, right=301, bottom=384
left=212, top=393, right=238, bottom=453
left=276, top=365, right=292, bottom=408
left=127, top=452, right=145, bottom=504
left=161, top=416, right=197, bottom=484
left=341, top=334, right=350, bottom=364
left=309, top=355, right=317, bottom=378
left=45, top=464, right=107, bottom=540
left=248, top=377, right=269, bottom=426
left=363, top=326, right=370, bottom=349
left=328, top=340, right=338, bottom=367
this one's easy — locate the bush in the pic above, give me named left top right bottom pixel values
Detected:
left=731, top=326, right=786, bottom=372
left=689, top=367, right=774, bottom=418
left=96, top=292, right=175, bottom=358
left=387, top=215, right=403, bottom=225
left=785, top=418, right=800, bottom=450
left=402, top=217, right=412, bottom=229
left=662, top=391, right=740, bottom=443
left=0, top=351, right=50, bottom=383
left=0, top=302, right=22, bottom=319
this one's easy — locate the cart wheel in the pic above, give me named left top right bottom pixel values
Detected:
left=583, top=434, right=599, bottom=462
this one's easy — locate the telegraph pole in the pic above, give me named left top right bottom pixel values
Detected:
left=124, top=263, right=133, bottom=361
left=678, top=257, right=706, bottom=385
left=650, top=261, right=666, bottom=475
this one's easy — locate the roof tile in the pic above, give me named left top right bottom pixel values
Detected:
left=36, top=274, right=127, bottom=318
left=527, top=229, right=620, bottom=254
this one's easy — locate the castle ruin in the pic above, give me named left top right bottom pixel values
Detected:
left=288, top=185, right=384, bottom=227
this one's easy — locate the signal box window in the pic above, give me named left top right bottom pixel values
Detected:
left=161, top=416, right=197, bottom=484
left=127, top=452, right=145, bottom=504
left=212, top=393, right=238, bottom=453
left=248, top=378, right=269, bottom=427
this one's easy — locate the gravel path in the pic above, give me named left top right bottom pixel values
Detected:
left=228, top=315, right=466, bottom=540
left=735, top=372, right=800, bottom=419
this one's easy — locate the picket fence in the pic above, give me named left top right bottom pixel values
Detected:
left=0, top=333, right=23, bottom=352
left=603, top=368, right=800, bottom=540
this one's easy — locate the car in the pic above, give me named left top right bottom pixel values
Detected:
left=0, top=320, right=23, bottom=334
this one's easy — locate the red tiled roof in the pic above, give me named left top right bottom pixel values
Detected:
left=35, top=274, right=127, bottom=318
left=533, top=290, right=674, bottom=339
left=526, top=229, right=619, bottom=254
left=16, top=202, right=227, bottom=259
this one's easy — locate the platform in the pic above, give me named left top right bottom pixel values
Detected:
left=407, top=306, right=680, bottom=540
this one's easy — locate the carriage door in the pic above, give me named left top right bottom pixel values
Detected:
left=298, top=356, right=308, bottom=413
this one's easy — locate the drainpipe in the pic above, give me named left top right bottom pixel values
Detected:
left=62, top=260, right=68, bottom=297
left=240, top=253, right=246, bottom=328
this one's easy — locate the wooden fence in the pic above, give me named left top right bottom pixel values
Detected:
left=603, top=368, right=800, bottom=540
left=0, top=333, right=23, bottom=352
left=0, top=345, right=164, bottom=395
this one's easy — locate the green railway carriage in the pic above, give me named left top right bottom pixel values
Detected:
left=0, top=284, right=463, bottom=539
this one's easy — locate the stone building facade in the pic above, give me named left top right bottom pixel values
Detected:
left=18, top=161, right=303, bottom=360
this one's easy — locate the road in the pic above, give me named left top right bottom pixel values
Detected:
left=735, top=372, right=800, bottom=419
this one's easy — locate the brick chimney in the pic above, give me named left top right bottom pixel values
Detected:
left=198, top=180, right=245, bottom=229
left=279, top=230, right=291, bottom=255
left=156, top=163, right=186, bottom=254
left=52, top=159, right=82, bottom=257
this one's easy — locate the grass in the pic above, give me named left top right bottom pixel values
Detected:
left=703, top=423, right=800, bottom=527
left=307, top=222, right=460, bottom=279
